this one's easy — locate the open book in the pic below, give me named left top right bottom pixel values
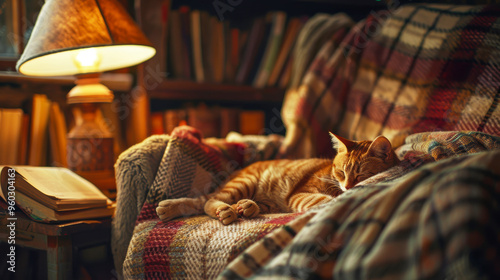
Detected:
left=0, top=166, right=114, bottom=222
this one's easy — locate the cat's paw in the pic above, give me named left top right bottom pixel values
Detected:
left=216, top=205, right=238, bottom=225
left=236, top=199, right=260, bottom=218
left=156, top=200, right=180, bottom=221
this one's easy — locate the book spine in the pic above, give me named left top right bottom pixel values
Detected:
left=268, top=18, right=302, bottom=87
left=220, top=108, right=240, bottom=138
left=18, top=114, right=30, bottom=165
left=190, top=10, right=205, bottom=82
left=164, top=109, right=186, bottom=135
left=245, top=14, right=274, bottom=85
left=253, top=12, right=287, bottom=88
left=235, top=17, right=266, bottom=84
left=139, top=0, right=170, bottom=78
left=225, top=28, right=239, bottom=82
left=187, top=104, right=220, bottom=138
left=179, top=6, right=193, bottom=79
left=201, top=11, right=213, bottom=82
left=150, top=112, right=166, bottom=135
left=0, top=109, right=23, bottom=165
left=239, top=110, right=266, bottom=135
left=160, top=0, right=171, bottom=77
left=28, top=94, right=51, bottom=166
left=169, top=10, right=184, bottom=78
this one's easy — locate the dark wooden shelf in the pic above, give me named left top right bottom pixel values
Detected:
left=0, top=58, right=18, bottom=72
left=0, top=72, right=134, bottom=91
left=148, top=80, right=286, bottom=103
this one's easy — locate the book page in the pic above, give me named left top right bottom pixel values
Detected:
left=13, top=166, right=108, bottom=201
left=0, top=166, right=9, bottom=201
left=15, top=191, right=115, bottom=222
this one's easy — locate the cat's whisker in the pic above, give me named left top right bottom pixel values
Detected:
left=315, top=175, right=336, bottom=185
left=316, top=175, right=345, bottom=193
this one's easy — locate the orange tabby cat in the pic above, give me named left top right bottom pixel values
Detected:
left=156, top=133, right=399, bottom=225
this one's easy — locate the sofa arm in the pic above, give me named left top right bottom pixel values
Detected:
left=111, top=126, right=284, bottom=278
left=111, top=134, right=171, bottom=278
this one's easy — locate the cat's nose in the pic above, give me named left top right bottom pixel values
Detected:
left=345, top=183, right=355, bottom=190
left=345, top=179, right=360, bottom=190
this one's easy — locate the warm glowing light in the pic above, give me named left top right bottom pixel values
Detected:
left=18, top=45, right=155, bottom=76
left=74, top=48, right=100, bottom=71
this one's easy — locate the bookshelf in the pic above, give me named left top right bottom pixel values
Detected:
left=133, top=0, right=390, bottom=139
left=0, top=72, right=132, bottom=89
left=0, top=0, right=392, bottom=156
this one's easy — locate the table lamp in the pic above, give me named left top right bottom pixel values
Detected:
left=16, top=0, right=155, bottom=186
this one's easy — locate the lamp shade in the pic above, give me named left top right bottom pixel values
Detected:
left=16, top=0, right=156, bottom=76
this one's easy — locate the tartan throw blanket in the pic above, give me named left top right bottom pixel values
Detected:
left=219, top=131, right=500, bottom=279
left=281, top=4, right=500, bottom=159
left=118, top=130, right=500, bottom=279
left=117, top=126, right=288, bottom=279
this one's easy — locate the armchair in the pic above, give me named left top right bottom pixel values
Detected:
left=113, top=4, right=500, bottom=279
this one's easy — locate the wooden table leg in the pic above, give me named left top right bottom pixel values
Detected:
left=47, top=236, right=73, bottom=279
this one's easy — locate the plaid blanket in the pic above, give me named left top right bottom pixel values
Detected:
left=116, top=4, right=500, bottom=279
left=119, top=129, right=500, bottom=279
left=281, top=4, right=500, bottom=159
left=120, top=126, right=291, bottom=279
left=219, top=131, right=500, bottom=279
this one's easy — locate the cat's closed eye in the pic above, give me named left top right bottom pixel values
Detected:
left=335, top=170, right=345, bottom=180
left=330, top=133, right=400, bottom=190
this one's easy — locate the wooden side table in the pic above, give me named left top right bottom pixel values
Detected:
left=0, top=212, right=112, bottom=279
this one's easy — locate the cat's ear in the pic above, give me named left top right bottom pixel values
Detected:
left=367, top=136, right=392, bottom=159
left=330, top=132, right=355, bottom=153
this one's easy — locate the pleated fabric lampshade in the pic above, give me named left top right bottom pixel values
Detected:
left=16, top=0, right=155, bottom=104
left=16, top=0, right=155, bottom=77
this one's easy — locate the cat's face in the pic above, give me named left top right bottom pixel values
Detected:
left=330, top=133, right=399, bottom=191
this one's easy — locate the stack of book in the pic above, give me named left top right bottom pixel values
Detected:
left=163, top=6, right=305, bottom=88
left=0, top=166, right=114, bottom=222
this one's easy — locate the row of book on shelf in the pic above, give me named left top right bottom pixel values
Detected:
left=151, top=103, right=267, bottom=138
left=0, top=94, right=66, bottom=167
left=153, top=2, right=305, bottom=88
left=0, top=94, right=125, bottom=168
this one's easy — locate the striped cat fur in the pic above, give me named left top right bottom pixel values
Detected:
left=157, top=133, right=399, bottom=225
